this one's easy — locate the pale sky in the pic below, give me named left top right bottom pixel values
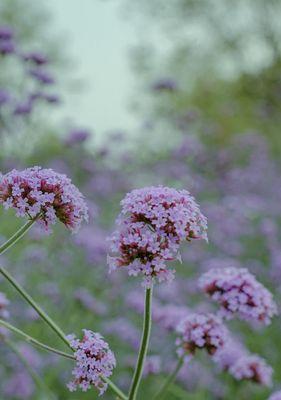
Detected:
left=45, top=0, right=138, bottom=137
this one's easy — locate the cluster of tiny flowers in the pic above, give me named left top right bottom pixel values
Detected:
left=269, top=390, right=281, bottom=400
left=108, top=186, right=207, bottom=286
left=0, top=167, right=88, bottom=232
left=0, top=292, right=9, bottom=319
left=176, top=313, right=228, bottom=360
left=67, top=330, right=116, bottom=395
left=229, top=354, right=273, bottom=387
left=198, top=267, right=277, bottom=324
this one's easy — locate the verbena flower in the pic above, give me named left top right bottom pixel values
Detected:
left=0, top=292, right=9, bottom=319
left=229, top=354, right=273, bottom=386
left=0, top=166, right=88, bottom=232
left=269, top=390, right=281, bottom=400
left=213, top=337, right=246, bottom=371
left=198, top=267, right=277, bottom=324
left=108, top=186, right=207, bottom=286
left=67, top=330, right=116, bottom=395
left=0, top=26, right=14, bottom=40
left=176, top=313, right=228, bottom=360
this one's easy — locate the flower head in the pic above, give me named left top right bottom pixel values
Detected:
left=198, top=267, right=277, bottom=324
left=108, top=186, right=207, bottom=286
left=176, top=313, right=228, bottom=360
left=0, top=166, right=88, bottom=232
left=229, top=354, right=273, bottom=386
left=67, top=330, right=116, bottom=395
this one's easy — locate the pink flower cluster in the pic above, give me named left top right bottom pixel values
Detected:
left=229, top=354, right=273, bottom=386
left=176, top=313, right=228, bottom=360
left=67, top=330, right=116, bottom=395
left=108, top=186, right=207, bottom=286
left=0, top=292, right=9, bottom=319
left=0, top=167, right=88, bottom=232
left=198, top=267, right=277, bottom=324
left=214, top=337, right=273, bottom=387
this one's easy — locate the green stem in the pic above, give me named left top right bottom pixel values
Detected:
left=152, top=357, right=184, bottom=400
left=0, top=218, right=37, bottom=256
left=128, top=287, right=153, bottom=400
left=0, top=265, right=70, bottom=348
left=0, top=319, right=74, bottom=360
left=4, top=338, right=57, bottom=400
left=0, top=220, right=127, bottom=400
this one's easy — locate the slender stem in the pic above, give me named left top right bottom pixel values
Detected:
left=128, top=287, right=153, bottom=400
left=103, top=377, right=128, bottom=400
left=0, top=220, right=127, bottom=400
left=0, top=319, right=75, bottom=360
left=152, top=357, right=184, bottom=400
left=4, top=338, right=57, bottom=400
left=0, top=265, right=70, bottom=348
left=0, top=218, right=37, bottom=256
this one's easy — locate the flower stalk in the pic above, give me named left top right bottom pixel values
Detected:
left=0, top=217, right=37, bottom=256
left=0, top=265, right=70, bottom=347
left=0, top=319, right=74, bottom=360
left=128, top=287, right=153, bottom=400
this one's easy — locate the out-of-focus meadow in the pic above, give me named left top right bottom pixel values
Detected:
left=1, top=0, right=281, bottom=399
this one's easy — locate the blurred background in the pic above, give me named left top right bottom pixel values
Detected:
left=0, top=0, right=281, bottom=399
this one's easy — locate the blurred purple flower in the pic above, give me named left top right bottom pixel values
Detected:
left=0, top=26, right=14, bottom=40
left=29, top=68, right=55, bottom=85
left=23, top=51, right=48, bottom=65
left=64, top=128, right=91, bottom=146
left=151, top=78, right=178, bottom=92
left=0, top=40, right=15, bottom=55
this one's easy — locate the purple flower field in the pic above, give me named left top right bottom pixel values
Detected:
left=0, top=1, right=281, bottom=399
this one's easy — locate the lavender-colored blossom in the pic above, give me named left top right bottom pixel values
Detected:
left=0, top=26, right=14, bottom=40
left=151, top=78, right=178, bottom=92
left=23, top=52, right=48, bottom=65
left=229, top=354, right=273, bottom=386
left=0, top=40, right=15, bottom=55
left=13, top=100, right=33, bottom=115
left=0, top=166, right=88, bottom=232
left=0, top=89, right=10, bottom=106
left=198, top=267, right=277, bottom=324
left=74, top=288, right=107, bottom=315
left=176, top=313, right=228, bottom=360
left=0, top=292, right=9, bottom=319
left=143, top=356, right=161, bottom=377
left=269, top=390, right=281, bottom=400
left=64, top=129, right=91, bottom=146
left=67, top=330, right=116, bottom=395
left=108, top=186, right=207, bottom=286
left=153, top=304, right=189, bottom=331
left=29, top=68, right=55, bottom=85
left=4, top=371, right=34, bottom=399
left=213, top=337, right=246, bottom=371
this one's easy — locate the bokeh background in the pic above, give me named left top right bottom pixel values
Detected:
left=1, top=0, right=281, bottom=399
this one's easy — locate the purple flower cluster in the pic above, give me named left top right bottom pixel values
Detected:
left=67, top=330, right=116, bottom=395
left=108, top=186, right=207, bottom=286
left=198, top=267, right=277, bottom=324
left=0, top=166, right=88, bottom=232
left=229, top=354, right=273, bottom=386
left=0, top=292, right=9, bottom=319
left=0, top=26, right=15, bottom=56
left=269, top=391, right=281, bottom=400
left=176, top=313, right=228, bottom=360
